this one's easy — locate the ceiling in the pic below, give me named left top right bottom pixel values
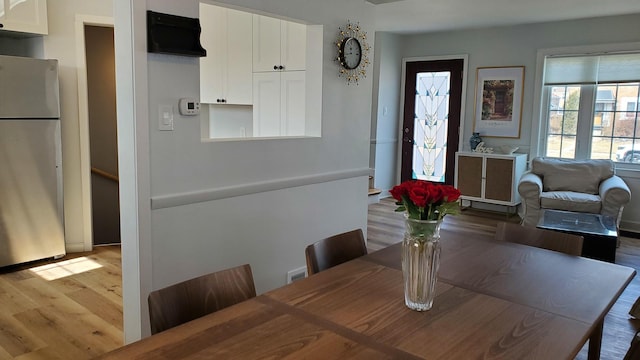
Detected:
left=369, top=0, right=640, bottom=34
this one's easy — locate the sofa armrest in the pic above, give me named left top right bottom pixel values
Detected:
left=518, top=172, right=543, bottom=200
left=599, top=175, right=631, bottom=219
left=518, top=172, right=543, bottom=226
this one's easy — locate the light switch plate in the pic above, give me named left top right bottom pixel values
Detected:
left=159, top=105, right=174, bottom=131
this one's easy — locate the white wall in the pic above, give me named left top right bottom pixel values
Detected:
left=371, top=32, right=402, bottom=196
left=373, top=13, right=640, bottom=231
left=42, top=1, right=113, bottom=250
left=116, top=0, right=375, bottom=341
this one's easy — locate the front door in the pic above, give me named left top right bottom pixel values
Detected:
left=400, top=59, right=463, bottom=185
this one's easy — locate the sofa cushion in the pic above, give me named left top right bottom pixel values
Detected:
left=540, top=191, right=602, bottom=214
left=531, top=158, right=614, bottom=194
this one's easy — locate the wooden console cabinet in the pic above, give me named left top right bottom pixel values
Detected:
left=454, top=152, right=527, bottom=206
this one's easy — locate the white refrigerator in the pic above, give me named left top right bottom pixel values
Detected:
left=0, top=55, right=65, bottom=267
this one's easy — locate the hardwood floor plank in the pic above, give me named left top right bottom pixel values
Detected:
left=13, top=307, right=103, bottom=360
left=72, top=272, right=122, bottom=306
left=13, top=347, right=66, bottom=360
left=66, top=288, right=123, bottom=331
left=0, top=278, right=39, bottom=315
left=0, top=246, right=124, bottom=359
left=0, top=312, right=45, bottom=357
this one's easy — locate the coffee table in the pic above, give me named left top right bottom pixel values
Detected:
left=537, top=209, right=618, bottom=263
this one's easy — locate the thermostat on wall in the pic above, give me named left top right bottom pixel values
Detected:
left=179, top=98, right=200, bottom=115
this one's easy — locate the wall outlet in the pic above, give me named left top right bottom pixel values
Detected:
left=286, top=266, right=307, bottom=284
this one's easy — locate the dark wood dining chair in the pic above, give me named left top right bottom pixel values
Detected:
left=148, top=264, right=256, bottom=334
left=625, top=330, right=640, bottom=360
left=495, top=221, right=584, bottom=256
left=305, top=229, right=367, bottom=276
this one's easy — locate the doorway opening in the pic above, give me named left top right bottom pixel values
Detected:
left=78, top=20, right=120, bottom=248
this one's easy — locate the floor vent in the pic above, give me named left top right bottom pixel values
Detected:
left=286, top=266, right=308, bottom=284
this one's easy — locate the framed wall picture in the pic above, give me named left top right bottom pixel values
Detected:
left=473, top=66, right=524, bottom=138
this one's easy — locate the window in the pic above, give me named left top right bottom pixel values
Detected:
left=540, top=52, right=640, bottom=164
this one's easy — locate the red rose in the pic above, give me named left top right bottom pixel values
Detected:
left=441, top=185, right=461, bottom=202
left=429, top=183, right=445, bottom=204
left=390, top=181, right=410, bottom=201
left=408, top=186, right=429, bottom=207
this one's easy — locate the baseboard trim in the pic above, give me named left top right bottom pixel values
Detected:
left=620, top=230, right=640, bottom=239
left=65, top=243, right=89, bottom=253
left=620, top=219, right=640, bottom=235
left=151, top=168, right=371, bottom=210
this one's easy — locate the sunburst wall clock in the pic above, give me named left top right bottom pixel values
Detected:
left=335, top=21, right=370, bottom=84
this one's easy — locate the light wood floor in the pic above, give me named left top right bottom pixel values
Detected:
left=0, top=199, right=638, bottom=359
left=0, top=246, right=123, bottom=359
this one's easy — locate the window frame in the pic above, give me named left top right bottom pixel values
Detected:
left=531, top=42, right=640, bottom=170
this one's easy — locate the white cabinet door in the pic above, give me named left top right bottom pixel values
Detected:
left=199, top=4, right=252, bottom=105
left=281, top=71, right=306, bottom=136
left=199, top=3, right=225, bottom=104
left=253, top=71, right=306, bottom=136
left=253, top=15, right=306, bottom=72
left=225, top=9, right=252, bottom=105
left=252, top=15, right=281, bottom=72
left=253, top=72, right=281, bottom=137
left=0, top=0, right=48, bottom=35
left=281, top=21, right=306, bottom=71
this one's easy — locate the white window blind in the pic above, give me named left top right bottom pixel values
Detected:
left=544, top=53, right=640, bottom=85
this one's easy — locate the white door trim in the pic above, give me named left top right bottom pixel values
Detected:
left=75, top=15, right=115, bottom=252
left=114, top=0, right=153, bottom=342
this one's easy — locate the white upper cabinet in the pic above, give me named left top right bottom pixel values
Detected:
left=199, top=4, right=252, bottom=105
left=0, top=0, right=48, bottom=35
left=252, top=15, right=306, bottom=72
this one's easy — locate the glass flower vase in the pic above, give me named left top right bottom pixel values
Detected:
left=402, top=217, right=442, bottom=311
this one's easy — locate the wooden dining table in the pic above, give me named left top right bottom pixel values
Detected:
left=98, top=229, right=635, bottom=359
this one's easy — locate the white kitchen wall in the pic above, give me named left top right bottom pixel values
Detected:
left=42, top=1, right=113, bottom=250
left=116, top=0, right=375, bottom=341
left=371, top=32, right=402, bottom=196
left=372, top=13, right=640, bottom=231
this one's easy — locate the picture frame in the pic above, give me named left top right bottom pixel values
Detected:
left=473, top=66, right=524, bottom=138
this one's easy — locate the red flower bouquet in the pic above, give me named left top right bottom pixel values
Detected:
left=390, top=180, right=461, bottom=221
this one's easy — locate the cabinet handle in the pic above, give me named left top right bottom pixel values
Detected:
left=0, top=24, right=4, bottom=28
left=273, top=65, right=278, bottom=70
left=278, top=65, right=284, bottom=70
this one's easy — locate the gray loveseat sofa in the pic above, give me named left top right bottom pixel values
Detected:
left=518, top=157, right=631, bottom=227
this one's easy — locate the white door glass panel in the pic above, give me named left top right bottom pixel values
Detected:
left=412, top=71, right=450, bottom=182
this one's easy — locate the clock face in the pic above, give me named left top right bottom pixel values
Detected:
left=340, top=37, right=362, bottom=70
